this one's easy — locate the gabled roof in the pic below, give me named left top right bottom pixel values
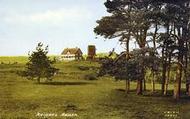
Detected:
left=61, top=47, right=82, bottom=55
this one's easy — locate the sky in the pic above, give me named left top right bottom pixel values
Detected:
left=0, top=0, right=125, bottom=56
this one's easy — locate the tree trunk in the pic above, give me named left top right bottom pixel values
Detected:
left=161, top=57, right=167, bottom=95
left=137, top=79, right=143, bottom=95
left=184, top=39, right=189, bottom=94
left=37, top=77, right=41, bottom=83
left=164, top=69, right=170, bottom=95
left=187, top=40, right=190, bottom=95
left=186, top=83, right=189, bottom=95
left=162, top=23, right=169, bottom=95
left=125, top=37, right=130, bottom=93
left=135, top=28, right=147, bottom=95
left=188, top=84, right=190, bottom=96
left=153, top=23, right=158, bottom=49
left=151, top=23, right=158, bottom=93
left=173, top=62, right=182, bottom=100
left=186, top=76, right=189, bottom=94
left=143, top=78, right=146, bottom=91
left=152, top=72, right=155, bottom=92
left=164, top=57, right=171, bottom=95
left=173, top=24, right=185, bottom=100
left=173, top=27, right=183, bottom=100
left=182, top=16, right=189, bottom=95
left=126, top=80, right=130, bottom=93
left=136, top=60, right=144, bottom=95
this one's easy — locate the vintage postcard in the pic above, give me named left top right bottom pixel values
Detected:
left=0, top=0, right=190, bottom=119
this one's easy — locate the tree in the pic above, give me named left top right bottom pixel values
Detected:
left=95, top=0, right=150, bottom=95
left=156, top=0, right=190, bottom=99
left=98, top=48, right=159, bottom=93
left=95, top=0, right=190, bottom=99
left=23, top=42, right=59, bottom=83
left=98, top=55, right=142, bottom=93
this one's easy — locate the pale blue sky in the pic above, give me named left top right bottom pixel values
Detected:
left=0, top=0, right=125, bottom=56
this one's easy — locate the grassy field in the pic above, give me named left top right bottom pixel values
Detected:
left=0, top=57, right=190, bottom=119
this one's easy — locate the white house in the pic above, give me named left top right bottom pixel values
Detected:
left=60, top=47, right=83, bottom=61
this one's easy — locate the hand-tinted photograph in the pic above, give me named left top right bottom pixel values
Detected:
left=0, top=0, right=190, bottom=119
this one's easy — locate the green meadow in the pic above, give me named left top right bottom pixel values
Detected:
left=0, top=56, right=190, bottom=119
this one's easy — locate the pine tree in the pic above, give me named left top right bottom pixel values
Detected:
left=23, top=42, right=59, bottom=83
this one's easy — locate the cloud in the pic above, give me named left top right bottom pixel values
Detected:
left=3, top=7, right=92, bottom=26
